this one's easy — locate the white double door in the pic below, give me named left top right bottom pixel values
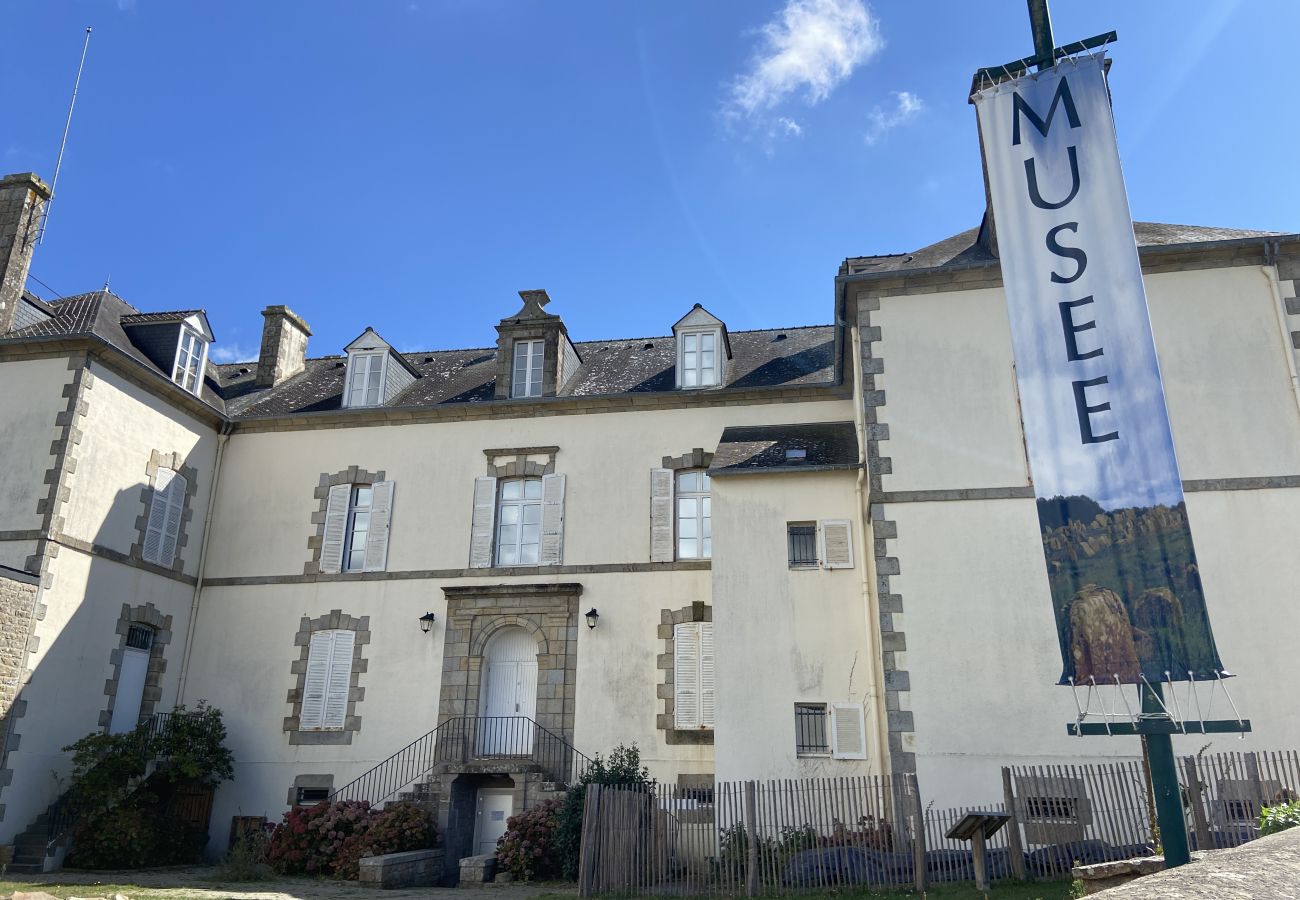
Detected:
left=478, top=628, right=538, bottom=756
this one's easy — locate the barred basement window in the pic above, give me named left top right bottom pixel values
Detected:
left=296, top=787, right=330, bottom=805
left=125, top=624, right=155, bottom=651
left=788, top=523, right=817, bottom=568
left=795, top=703, right=829, bottom=756
left=1025, top=796, right=1078, bottom=820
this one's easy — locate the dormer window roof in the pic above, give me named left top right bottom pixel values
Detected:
left=119, top=309, right=213, bottom=397
left=672, top=304, right=732, bottom=390
left=342, top=327, right=421, bottom=409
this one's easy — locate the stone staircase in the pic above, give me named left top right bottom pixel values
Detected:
left=8, top=810, right=63, bottom=874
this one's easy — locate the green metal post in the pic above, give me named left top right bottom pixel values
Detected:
left=1141, top=682, right=1191, bottom=867
left=1026, top=0, right=1055, bottom=70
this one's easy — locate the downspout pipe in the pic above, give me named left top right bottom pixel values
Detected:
left=175, top=422, right=231, bottom=705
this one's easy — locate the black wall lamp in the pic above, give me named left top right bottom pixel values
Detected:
left=418, top=612, right=437, bottom=634
left=585, top=608, right=600, bottom=630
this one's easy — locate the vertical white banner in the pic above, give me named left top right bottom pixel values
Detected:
left=973, top=56, right=1223, bottom=684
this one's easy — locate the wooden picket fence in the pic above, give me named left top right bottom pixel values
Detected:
left=575, top=750, right=1300, bottom=895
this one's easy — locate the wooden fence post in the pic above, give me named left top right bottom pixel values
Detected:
left=744, top=780, right=759, bottom=898
left=908, top=772, right=927, bottom=893
left=1246, top=752, right=1268, bottom=817
left=1002, top=767, right=1027, bottom=880
left=1182, top=756, right=1211, bottom=853
left=579, top=784, right=601, bottom=898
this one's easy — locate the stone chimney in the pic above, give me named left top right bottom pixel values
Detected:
left=0, top=173, right=53, bottom=335
left=256, top=305, right=312, bottom=387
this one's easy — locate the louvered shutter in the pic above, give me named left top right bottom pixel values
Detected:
left=539, top=473, right=566, bottom=566
left=674, top=623, right=700, bottom=729
left=319, top=484, right=351, bottom=574
left=142, top=468, right=173, bottom=564
left=160, top=471, right=187, bottom=564
left=364, top=481, right=394, bottom=572
left=699, top=621, right=715, bottom=728
left=299, top=631, right=333, bottom=729
left=323, top=630, right=355, bottom=729
left=649, top=468, right=674, bottom=562
left=469, top=476, right=498, bottom=568
left=819, top=519, right=854, bottom=569
left=830, top=703, right=868, bottom=759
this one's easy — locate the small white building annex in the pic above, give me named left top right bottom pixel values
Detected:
left=1, top=168, right=1299, bottom=873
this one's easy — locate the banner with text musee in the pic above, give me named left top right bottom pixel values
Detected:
left=972, top=55, right=1224, bottom=685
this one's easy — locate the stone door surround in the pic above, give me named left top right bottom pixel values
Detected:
left=439, top=583, right=581, bottom=745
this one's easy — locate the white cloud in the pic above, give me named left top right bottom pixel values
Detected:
left=777, top=117, right=803, bottom=137
left=727, top=0, right=883, bottom=122
left=116, top=0, right=137, bottom=11
left=209, top=344, right=255, bottom=364
left=864, top=90, right=923, bottom=145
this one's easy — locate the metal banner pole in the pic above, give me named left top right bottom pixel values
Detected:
left=1141, top=682, right=1190, bottom=866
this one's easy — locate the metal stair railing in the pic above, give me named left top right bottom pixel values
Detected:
left=330, top=716, right=593, bottom=806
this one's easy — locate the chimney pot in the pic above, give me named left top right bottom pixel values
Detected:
left=256, top=305, right=312, bottom=387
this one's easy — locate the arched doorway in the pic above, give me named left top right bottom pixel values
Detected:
left=477, top=627, right=538, bottom=755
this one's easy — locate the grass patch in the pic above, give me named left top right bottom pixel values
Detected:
left=535, top=880, right=1076, bottom=900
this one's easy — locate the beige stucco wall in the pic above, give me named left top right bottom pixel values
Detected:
left=867, top=263, right=1300, bottom=807
left=710, top=470, right=880, bottom=784
left=62, top=365, right=219, bottom=576
left=204, top=399, right=853, bottom=578
left=0, top=357, right=73, bottom=569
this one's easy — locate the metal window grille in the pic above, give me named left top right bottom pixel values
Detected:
left=296, top=787, right=330, bottom=805
left=1025, top=795, right=1078, bottom=820
left=794, top=703, right=829, bottom=755
left=125, top=624, right=154, bottom=651
left=788, top=524, right=817, bottom=567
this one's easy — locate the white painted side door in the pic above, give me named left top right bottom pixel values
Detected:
left=109, top=647, right=150, bottom=734
left=474, top=789, right=514, bottom=856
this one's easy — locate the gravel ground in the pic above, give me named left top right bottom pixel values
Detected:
left=0, top=867, right=577, bottom=900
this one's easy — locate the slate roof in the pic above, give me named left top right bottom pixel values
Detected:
left=215, top=324, right=837, bottom=419
left=709, top=422, right=859, bottom=475
left=3, top=291, right=226, bottom=410
left=119, top=310, right=204, bottom=326
left=840, top=221, right=1290, bottom=276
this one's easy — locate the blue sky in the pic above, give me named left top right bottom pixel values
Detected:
left=5, top=1, right=1297, bottom=362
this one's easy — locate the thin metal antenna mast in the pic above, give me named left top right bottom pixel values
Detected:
left=39, top=26, right=93, bottom=245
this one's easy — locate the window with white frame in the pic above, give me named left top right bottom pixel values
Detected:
left=344, top=486, right=374, bottom=572
left=794, top=703, right=830, bottom=756
left=142, top=467, right=187, bottom=566
left=678, top=330, right=719, bottom=388
left=673, top=621, right=715, bottom=729
left=676, top=470, right=711, bottom=559
left=512, top=339, right=544, bottom=398
left=172, top=328, right=207, bottom=394
left=346, top=352, right=385, bottom=408
left=496, top=478, right=543, bottom=565
left=300, top=629, right=356, bottom=731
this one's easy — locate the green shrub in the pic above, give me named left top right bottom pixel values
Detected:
left=496, top=798, right=563, bottom=880
left=267, top=800, right=438, bottom=880
left=211, top=828, right=275, bottom=882
left=1260, top=799, right=1300, bottom=836
left=554, top=743, right=653, bottom=881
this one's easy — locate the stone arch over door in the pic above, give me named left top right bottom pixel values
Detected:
left=440, top=583, right=580, bottom=743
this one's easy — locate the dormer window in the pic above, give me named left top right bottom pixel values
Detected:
left=347, top=352, right=384, bottom=407
left=341, top=327, right=420, bottom=410
left=512, top=339, right=544, bottom=398
left=679, top=331, right=718, bottom=388
left=172, top=327, right=208, bottom=394
left=672, top=304, right=731, bottom=390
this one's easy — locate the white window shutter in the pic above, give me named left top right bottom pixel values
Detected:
left=324, top=630, right=355, bottom=729
left=820, top=519, right=854, bottom=569
left=699, top=621, right=715, bottom=728
left=319, top=484, right=351, bottom=574
left=469, top=476, right=498, bottom=568
left=830, top=703, right=868, bottom=759
left=364, top=480, right=395, bottom=572
left=142, top=468, right=173, bottom=565
left=673, top=623, right=700, bottom=729
left=649, top=468, right=674, bottom=562
left=540, top=473, right=566, bottom=566
left=300, top=631, right=333, bottom=730
left=160, top=471, right=187, bottom=564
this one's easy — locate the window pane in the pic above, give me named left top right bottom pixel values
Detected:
left=700, top=333, right=714, bottom=352
left=502, top=480, right=522, bottom=500
left=348, top=548, right=366, bottom=570
left=702, top=537, right=712, bottom=557
left=498, top=544, right=518, bottom=566
left=683, top=350, right=697, bottom=370
left=500, top=504, right=520, bottom=525
left=678, top=537, right=697, bottom=558
left=352, top=512, right=370, bottom=532
left=788, top=524, right=817, bottom=566
left=524, top=479, right=543, bottom=500
left=520, top=543, right=539, bottom=565
left=677, top=472, right=698, bottom=492
left=683, top=368, right=698, bottom=387
left=701, top=350, right=714, bottom=368
left=684, top=334, right=697, bottom=352
left=523, top=503, right=542, bottom=525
